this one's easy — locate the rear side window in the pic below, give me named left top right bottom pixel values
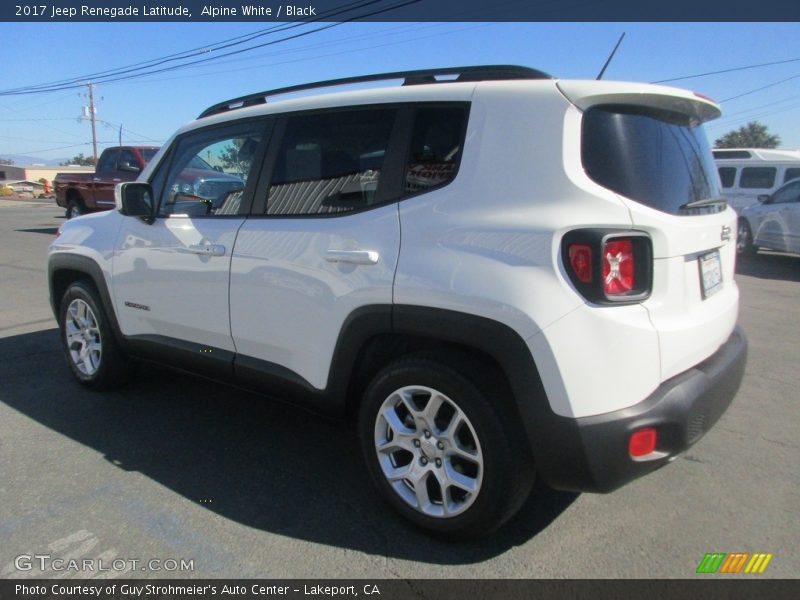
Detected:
left=740, top=167, right=776, bottom=189
left=783, top=167, right=800, bottom=183
left=718, top=167, right=736, bottom=188
left=582, top=105, right=721, bottom=215
left=405, top=106, right=467, bottom=195
left=266, top=108, right=396, bottom=216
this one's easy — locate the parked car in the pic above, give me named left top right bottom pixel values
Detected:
left=714, top=148, right=800, bottom=211
left=48, top=65, right=747, bottom=539
left=737, top=177, right=800, bottom=255
left=54, top=146, right=160, bottom=218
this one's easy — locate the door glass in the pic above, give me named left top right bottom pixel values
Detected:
left=772, top=181, right=800, bottom=204
left=266, top=108, right=396, bottom=216
left=159, top=124, right=264, bottom=217
left=739, top=167, right=776, bottom=189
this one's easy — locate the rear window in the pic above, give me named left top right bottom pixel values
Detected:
left=141, top=148, right=159, bottom=164
left=582, top=105, right=721, bottom=215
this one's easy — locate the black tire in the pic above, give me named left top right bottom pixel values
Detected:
left=59, top=281, right=131, bottom=390
left=359, top=355, right=534, bottom=539
left=66, top=199, right=85, bottom=219
left=737, top=219, right=757, bottom=257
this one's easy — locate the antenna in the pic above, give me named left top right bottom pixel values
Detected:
left=596, top=33, right=626, bottom=80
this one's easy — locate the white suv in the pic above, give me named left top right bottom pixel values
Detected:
left=48, top=66, right=747, bottom=539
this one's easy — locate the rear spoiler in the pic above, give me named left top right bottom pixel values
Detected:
left=557, top=80, right=721, bottom=124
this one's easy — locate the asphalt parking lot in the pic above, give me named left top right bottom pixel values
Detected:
left=0, top=198, right=797, bottom=579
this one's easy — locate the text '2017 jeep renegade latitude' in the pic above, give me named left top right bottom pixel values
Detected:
left=48, top=66, right=747, bottom=539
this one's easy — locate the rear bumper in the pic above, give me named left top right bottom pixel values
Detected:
left=536, top=326, right=747, bottom=493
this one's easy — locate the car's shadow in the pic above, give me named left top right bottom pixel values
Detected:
left=736, top=251, right=800, bottom=282
left=0, top=328, right=578, bottom=564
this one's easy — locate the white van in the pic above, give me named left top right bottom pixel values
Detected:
left=714, top=148, right=800, bottom=211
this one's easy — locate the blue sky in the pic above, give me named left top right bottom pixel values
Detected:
left=1, top=22, right=799, bottom=162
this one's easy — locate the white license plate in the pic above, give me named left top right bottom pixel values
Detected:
left=699, top=251, right=723, bottom=299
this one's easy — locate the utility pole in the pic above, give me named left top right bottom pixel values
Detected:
left=87, top=83, right=98, bottom=165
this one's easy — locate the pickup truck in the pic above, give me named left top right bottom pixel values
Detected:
left=55, top=146, right=159, bottom=218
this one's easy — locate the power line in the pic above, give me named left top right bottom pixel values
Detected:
left=0, top=0, right=380, bottom=95
left=720, top=74, right=800, bottom=103
left=652, top=57, right=800, bottom=83
left=0, top=0, right=419, bottom=96
left=110, top=22, right=495, bottom=88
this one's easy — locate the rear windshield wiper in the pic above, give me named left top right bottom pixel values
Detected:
left=679, top=196, right=727, bottom=210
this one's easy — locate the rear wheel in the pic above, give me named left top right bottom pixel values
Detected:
left=359, top=356, right=533, bottom=539
left=59, top=281, right=130, bottom=390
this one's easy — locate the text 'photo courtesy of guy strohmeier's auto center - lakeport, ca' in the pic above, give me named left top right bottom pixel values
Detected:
left=0, top=2, right=798, bottom=598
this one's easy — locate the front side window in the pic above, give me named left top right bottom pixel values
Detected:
left=266, top=108, right=396, bottom=216
left=740, top=167, right=776, bottom=189
left=158, top=123, right=264, bottom=217
left=582, top=105, right=721, bottom=215
left=772, top=180, right=800, bottom=204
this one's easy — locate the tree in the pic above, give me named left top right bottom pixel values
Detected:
left=59, top=153, right=96, bottom=166
left=218, top=139, right=252, bottom=176
left=0, top=158, right=14, bottom=165
left=714, top=121, right=781, bottom=149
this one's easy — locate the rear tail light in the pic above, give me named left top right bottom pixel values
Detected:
left=568, top=244, right=593, bottom=284
left=563, top=230, right=652, bottom=304
left=603, top=239, right=635, bottom=296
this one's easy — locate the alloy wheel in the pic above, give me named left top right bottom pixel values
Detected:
left=373, top=385, right=483, bottom=518
left=65, top=298, right=102, bottom=376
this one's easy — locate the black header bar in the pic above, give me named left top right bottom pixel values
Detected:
left=3, top=0, right=800, bottom=22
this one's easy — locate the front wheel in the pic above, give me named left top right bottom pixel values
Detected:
left=359, top=356, right=533, bottom=539
left=66, top=200, right=84, bottom=219
left=59, top=281, right=131, bottom=390
left=737, top=219, right=757, bottom=256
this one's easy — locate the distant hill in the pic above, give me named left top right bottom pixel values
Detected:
left=0, top=154, right=69, bottom=166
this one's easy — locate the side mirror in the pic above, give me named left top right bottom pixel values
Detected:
left=116, top=182, right=155, bottom=223
left=757, top=194, right=771, bottom=204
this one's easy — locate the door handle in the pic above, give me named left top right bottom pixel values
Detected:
left=324, top=249, right=379, bottom=265
left=188, top=243, right=226, bottom=257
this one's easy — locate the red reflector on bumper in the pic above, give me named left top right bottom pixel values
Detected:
left=629, top=428, right=658, bottom=458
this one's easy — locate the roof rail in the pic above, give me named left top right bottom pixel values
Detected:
left=198, top=65, right=551, bottom=119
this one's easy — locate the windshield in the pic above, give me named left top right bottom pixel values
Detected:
left=582, top=105, right=722, bottom=215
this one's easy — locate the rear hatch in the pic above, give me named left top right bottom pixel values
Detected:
left=560, top=81, right=739, bottom=382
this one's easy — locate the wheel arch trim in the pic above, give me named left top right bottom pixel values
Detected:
left=48, top=253, right=123, bottom=342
